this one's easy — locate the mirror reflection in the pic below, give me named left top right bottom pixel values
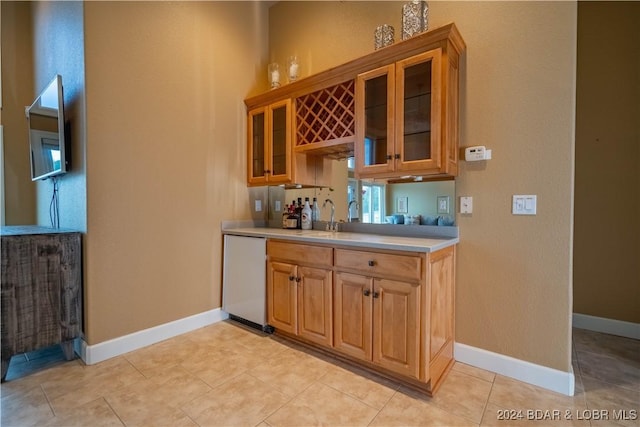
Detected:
left=268, top=158, right=455, bottom=227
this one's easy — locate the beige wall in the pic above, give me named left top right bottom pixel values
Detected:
left=269, top=1, right=576, bottom=371
left=1, top=1, right=35, bottom=225
left=83, top=1, right=268, bottom=344
left=573, top=2, right=640, bottom=323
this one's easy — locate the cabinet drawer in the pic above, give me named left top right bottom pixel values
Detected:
left=334, top=248, right=422, bottom=282
left=268, top=240, right=333, bottom=268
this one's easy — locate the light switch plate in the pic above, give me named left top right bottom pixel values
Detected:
left=460, top=196, right=473, bottom=214
left=512, top=195, right=536, bottom=215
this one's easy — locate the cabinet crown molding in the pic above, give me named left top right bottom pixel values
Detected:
left=245, top=22, right=465, bottom=110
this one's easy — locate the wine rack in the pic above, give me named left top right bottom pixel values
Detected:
left=295, top=80, right=355, bottom=159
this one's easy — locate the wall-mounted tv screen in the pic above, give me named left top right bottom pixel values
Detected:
left=27, top=74, right=67, bottom=181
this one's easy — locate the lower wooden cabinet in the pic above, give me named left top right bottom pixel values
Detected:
left=334, top=272, right=420, bottom=379
left=267, top=241, right=333, bottom=347
left=373, top=278, right=420, bottom=379
left=1, top=228, right=82, bottom=381
left=267, top=261, right=298, bottom=335
left=266, top=239, right=455, bottom=396
left=428, top=245, right=455, bottom=387
left=334, top=272, right=371, bottom=360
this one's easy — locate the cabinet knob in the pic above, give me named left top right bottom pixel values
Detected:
left=289, top=275, right=295, bottom=281
left=368, top=260, right=376, bottom=267
left=386, top=154, right=393, bottom=160
left=295, top=277, right=302, bottom=283
left=363, top=289, right=371, bottom=297
left=373, top=291, right=380, bottom=299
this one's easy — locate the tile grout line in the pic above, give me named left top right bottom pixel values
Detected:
left=478, top=372, right=497, bottom=426
left=100, top=396, right=127, bottom=427
left=244, top=368, right=312, bottom=425
left=40, top=384, right=58, bottom=419
left=366, top=388, right=399, bottom=427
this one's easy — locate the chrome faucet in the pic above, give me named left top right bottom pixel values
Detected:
left=322, top=199, right=336, bottom=231
left=348, top=200, right=359, bottom=222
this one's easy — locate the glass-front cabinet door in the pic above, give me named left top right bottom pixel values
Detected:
left=355, top=48, right=443, bottom=178
left=355, top=65, right=395, bottom=176
left=247, top=99, right=291, bottom=185
left=248, top=106, right=268, bottom=185
left=395, top=49, right=441, bottom=173
left=267, top=99, right=291, bottom=184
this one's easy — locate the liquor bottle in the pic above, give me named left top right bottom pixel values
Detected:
left=312, top=197, right=320, bottom=222
left=296, top=198, right=303, bottom=229
left=282, top=204, right=290, bottom=228
left=286, top=203, right=298, bottom=229
left=301, top=200, right=312, bottom=230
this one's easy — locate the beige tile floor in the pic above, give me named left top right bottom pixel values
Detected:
left=1, top=322, right=638, bottom=427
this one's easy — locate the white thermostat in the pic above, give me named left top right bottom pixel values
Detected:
left=465, top=146, right=492, bottom=161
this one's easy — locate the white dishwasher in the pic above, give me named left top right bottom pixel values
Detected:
left=222, top=235, right=272, bottom=332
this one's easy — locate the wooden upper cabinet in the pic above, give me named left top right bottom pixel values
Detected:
left=356, top=48, right=449, bottom=179
left=247, top=99, right=292, bottom=186
left=246, top=23, right=465, bottom=184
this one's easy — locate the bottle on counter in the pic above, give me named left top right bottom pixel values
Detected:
left=282, top=204, right=290, bottom=229
left=296, top=198, right=303, bottom=229
left=286, top=203, right=298, bottom=229
left=312, top=197, right=320, bottom=222
left=301, top=200, right=312, bottom=230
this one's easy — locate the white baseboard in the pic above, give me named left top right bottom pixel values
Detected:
left=454, top=343, right=575, bottom=396
left=572, top=313, right=640, bottom=340
left=78, top=308, right=229, bottom=365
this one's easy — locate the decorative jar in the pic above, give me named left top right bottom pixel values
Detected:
left=374, top=24, right=395, bottom=50
left=402, top=0, right=429, bottom=40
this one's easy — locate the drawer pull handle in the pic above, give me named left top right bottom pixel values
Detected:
left=368, top=260, right=375, bottom=267
left=373, top=292, right=380, bottom=299
left=363, top=289, right=371, bottom=297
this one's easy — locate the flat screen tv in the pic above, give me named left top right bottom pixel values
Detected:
left=27, top=74, right=67, bottom=181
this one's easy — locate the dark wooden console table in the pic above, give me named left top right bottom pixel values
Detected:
left=1, top=226, right=82, bottom=381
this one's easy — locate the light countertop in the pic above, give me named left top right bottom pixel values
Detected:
left=1, top=225, right=81, bottom=236
left=222, top=226, right=458, bottom=253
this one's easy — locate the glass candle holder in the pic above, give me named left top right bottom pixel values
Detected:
left=288, top=56, right=299, bottom=82
left=268, top=63, right=280, bottom=89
